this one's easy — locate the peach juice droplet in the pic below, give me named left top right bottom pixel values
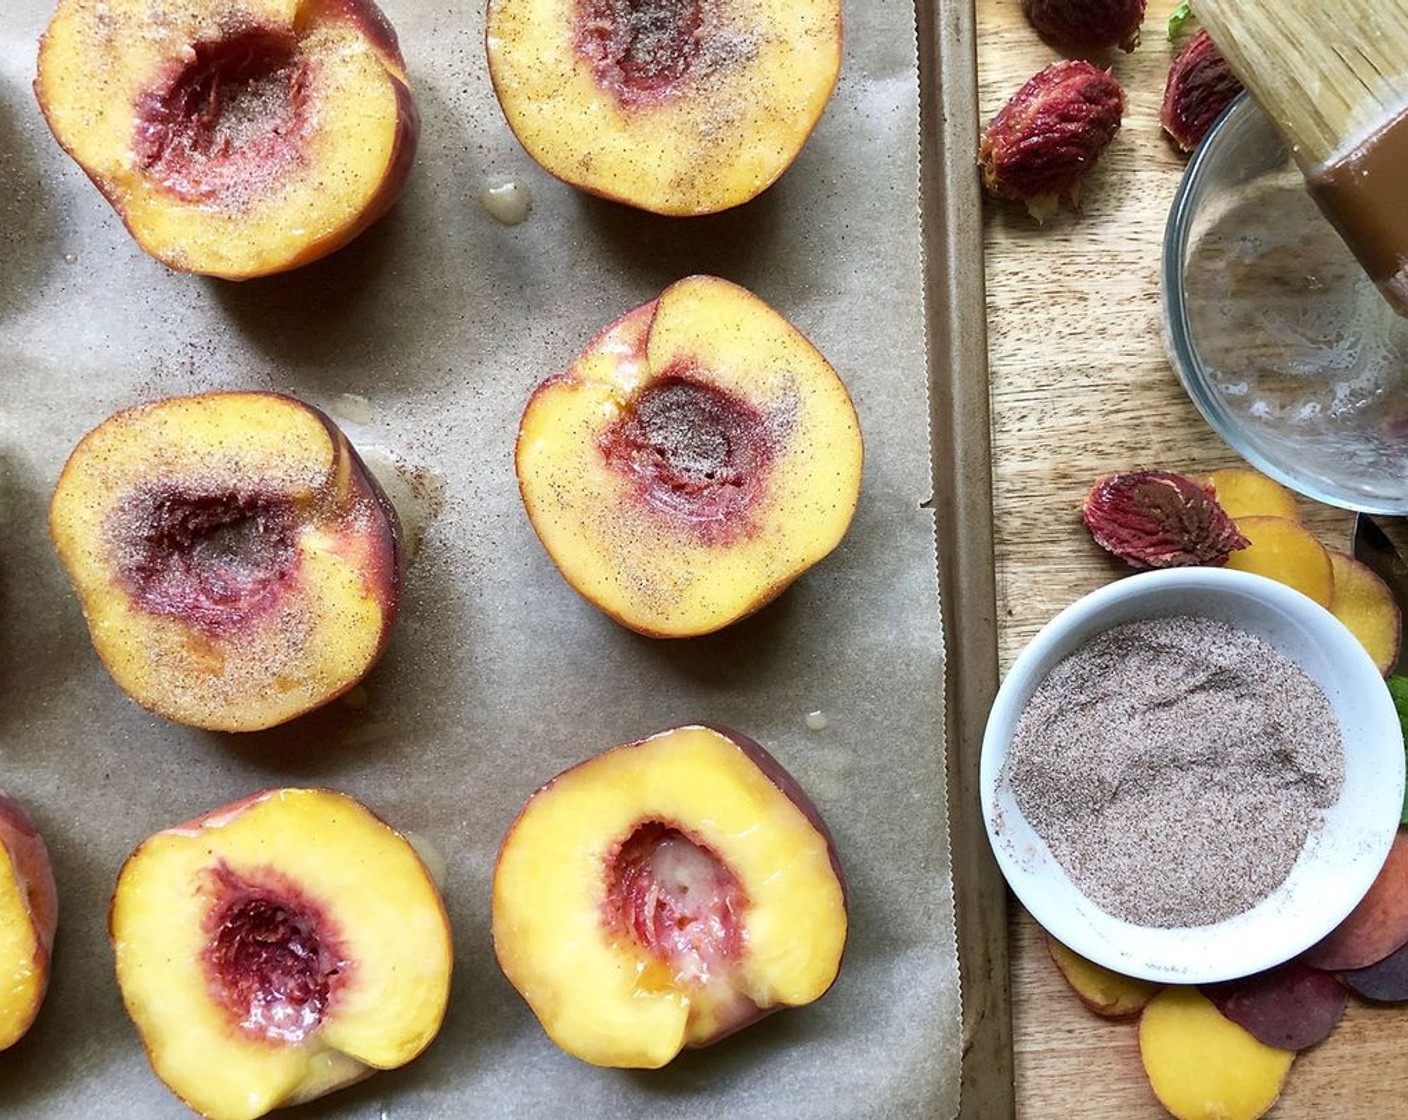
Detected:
left=480, top=181, right=533, bottom=225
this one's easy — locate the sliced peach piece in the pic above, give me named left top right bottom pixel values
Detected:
left=1339, top=937, right=1408, bottom=1002
left=1139, top=987, right=1294, bottom=1120
left=50, top=391, right=401, bottom=732
left=1328, top=550, right=1403, bottom=674
left=486, top=0, right=841, bottom=215
left=111, top=788, right=452, bottom=1120
left=0, top=795, right=59, bottom=1052
left=1301, top=830, right=1408, bottom=971
left=1223, top=515, right=1335, bottom=607
left=516, top=276, right=862, bottom=637
left=1046, top=934, right=1161, bottom=1018
left=1201, top=963, right=1347, bottom=1051
left=492, top=724, right=847, bottom=1068
left=1202, top=468, right=1302, bottom=522
left=36, top=0, right=418, bottom=279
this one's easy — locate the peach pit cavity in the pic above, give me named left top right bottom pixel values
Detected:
left=111, top=486, right=300, bottom=634
left=201, top=865, right=348, bottom=1044
left=600, top=370, right=776, bottom=543
left=133, top=30, right=312, bottom=206
left=606, top=821, right=747, bottom=985
left=575, top=0, right=705, bottom=105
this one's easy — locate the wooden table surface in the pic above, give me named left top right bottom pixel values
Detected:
left=976, top=1, right=1408, bottom=1115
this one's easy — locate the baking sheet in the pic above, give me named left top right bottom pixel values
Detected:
left=0, top=1, right=960, bottom=1116
left=917, top=0, right=1010, bottom=1114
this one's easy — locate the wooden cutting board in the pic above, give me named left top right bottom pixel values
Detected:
left=976, top=1, right=1408, bottom=1115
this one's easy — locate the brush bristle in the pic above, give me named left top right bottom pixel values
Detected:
left=1194, top=0, right=1408, bottom=167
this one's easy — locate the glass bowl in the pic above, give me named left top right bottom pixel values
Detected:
left=1163, top=94, right=1408, bottom=514
left=980, top=568, right=1404, bottom=984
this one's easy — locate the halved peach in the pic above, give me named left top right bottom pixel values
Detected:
left=110, top=788, right=452, bottom=1120
left=486, top=0, right=841, bottom=215
left=516, top=275, right=863, bottom=638
left=50, top=391, right=401, bottom=732
left=0, top=795, right=58, bottom=1052
left=36, top=0, right=419, bottom=279
left=492, top=724, right=847, bottom=1068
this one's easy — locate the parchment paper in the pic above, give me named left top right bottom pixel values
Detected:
left=0, top=1, right=960, bottom=1116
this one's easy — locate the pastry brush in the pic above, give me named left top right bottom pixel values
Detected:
left=1194, top=0, right=1408, bottom=316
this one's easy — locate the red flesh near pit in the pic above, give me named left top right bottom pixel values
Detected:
left=111, top=486, right=300, bottom=634
left=599, top=368, right=777, bottom=545
left=133, top=31, right=313, bottom=206
left=201, top=863, right=350, bottom=1044
left=605, top=822, right=747, bottom=985
left=574, top=0, right=704, bottom=106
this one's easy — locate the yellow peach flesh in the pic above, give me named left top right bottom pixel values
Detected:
left=49, top=393, right=396, bottom=732
left=486, top=0, right=841, bottom=215
left=1203, top=468, right=1301, bottom=522
left=516, top=276, right=863, bottom=638
left=1138, top=987, right=1293, bottom=1120
left=1328, top=550, right=1402, bottom=674
left=0, top=848, right=46, bottom=1051
left=1223, top=515, right=1335, bottom=608
left=110, top=788, right=452, bottom=1120
left=492, top=725, right=847, bottom=1069
left=36, top=0, right=414, bottom=278
left=1045, top=935, right=1160, bottom=1018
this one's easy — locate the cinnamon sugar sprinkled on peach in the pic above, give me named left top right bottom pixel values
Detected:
left=515, top=276, right=861, bottom=637
left=50, top=392, right=401, bottom=731
left=487, top=0, right=841, bottom=214
left=36, top=0, right=419, bottom=278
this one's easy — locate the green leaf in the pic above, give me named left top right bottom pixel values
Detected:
left=1168, top=1, right=1194, bottom=39
left=1389, top=676, right=1408, bottom=824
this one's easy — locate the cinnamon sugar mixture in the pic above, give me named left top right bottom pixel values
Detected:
left=1005, top=616, right=1344, bottom=928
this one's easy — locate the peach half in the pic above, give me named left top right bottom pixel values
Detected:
left=492, top=724, right=847, bottom=1069
left=111, top=788, right=452, bottom=1120
left=35, top=0, right=418, bottom=279
left=50, top=391, right=401, bottom=732
left=485, top=0, right=841, bottom=215
left=0, top=795, right=59, bottom=1052
left=515, top=275, right=863, bottom=638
